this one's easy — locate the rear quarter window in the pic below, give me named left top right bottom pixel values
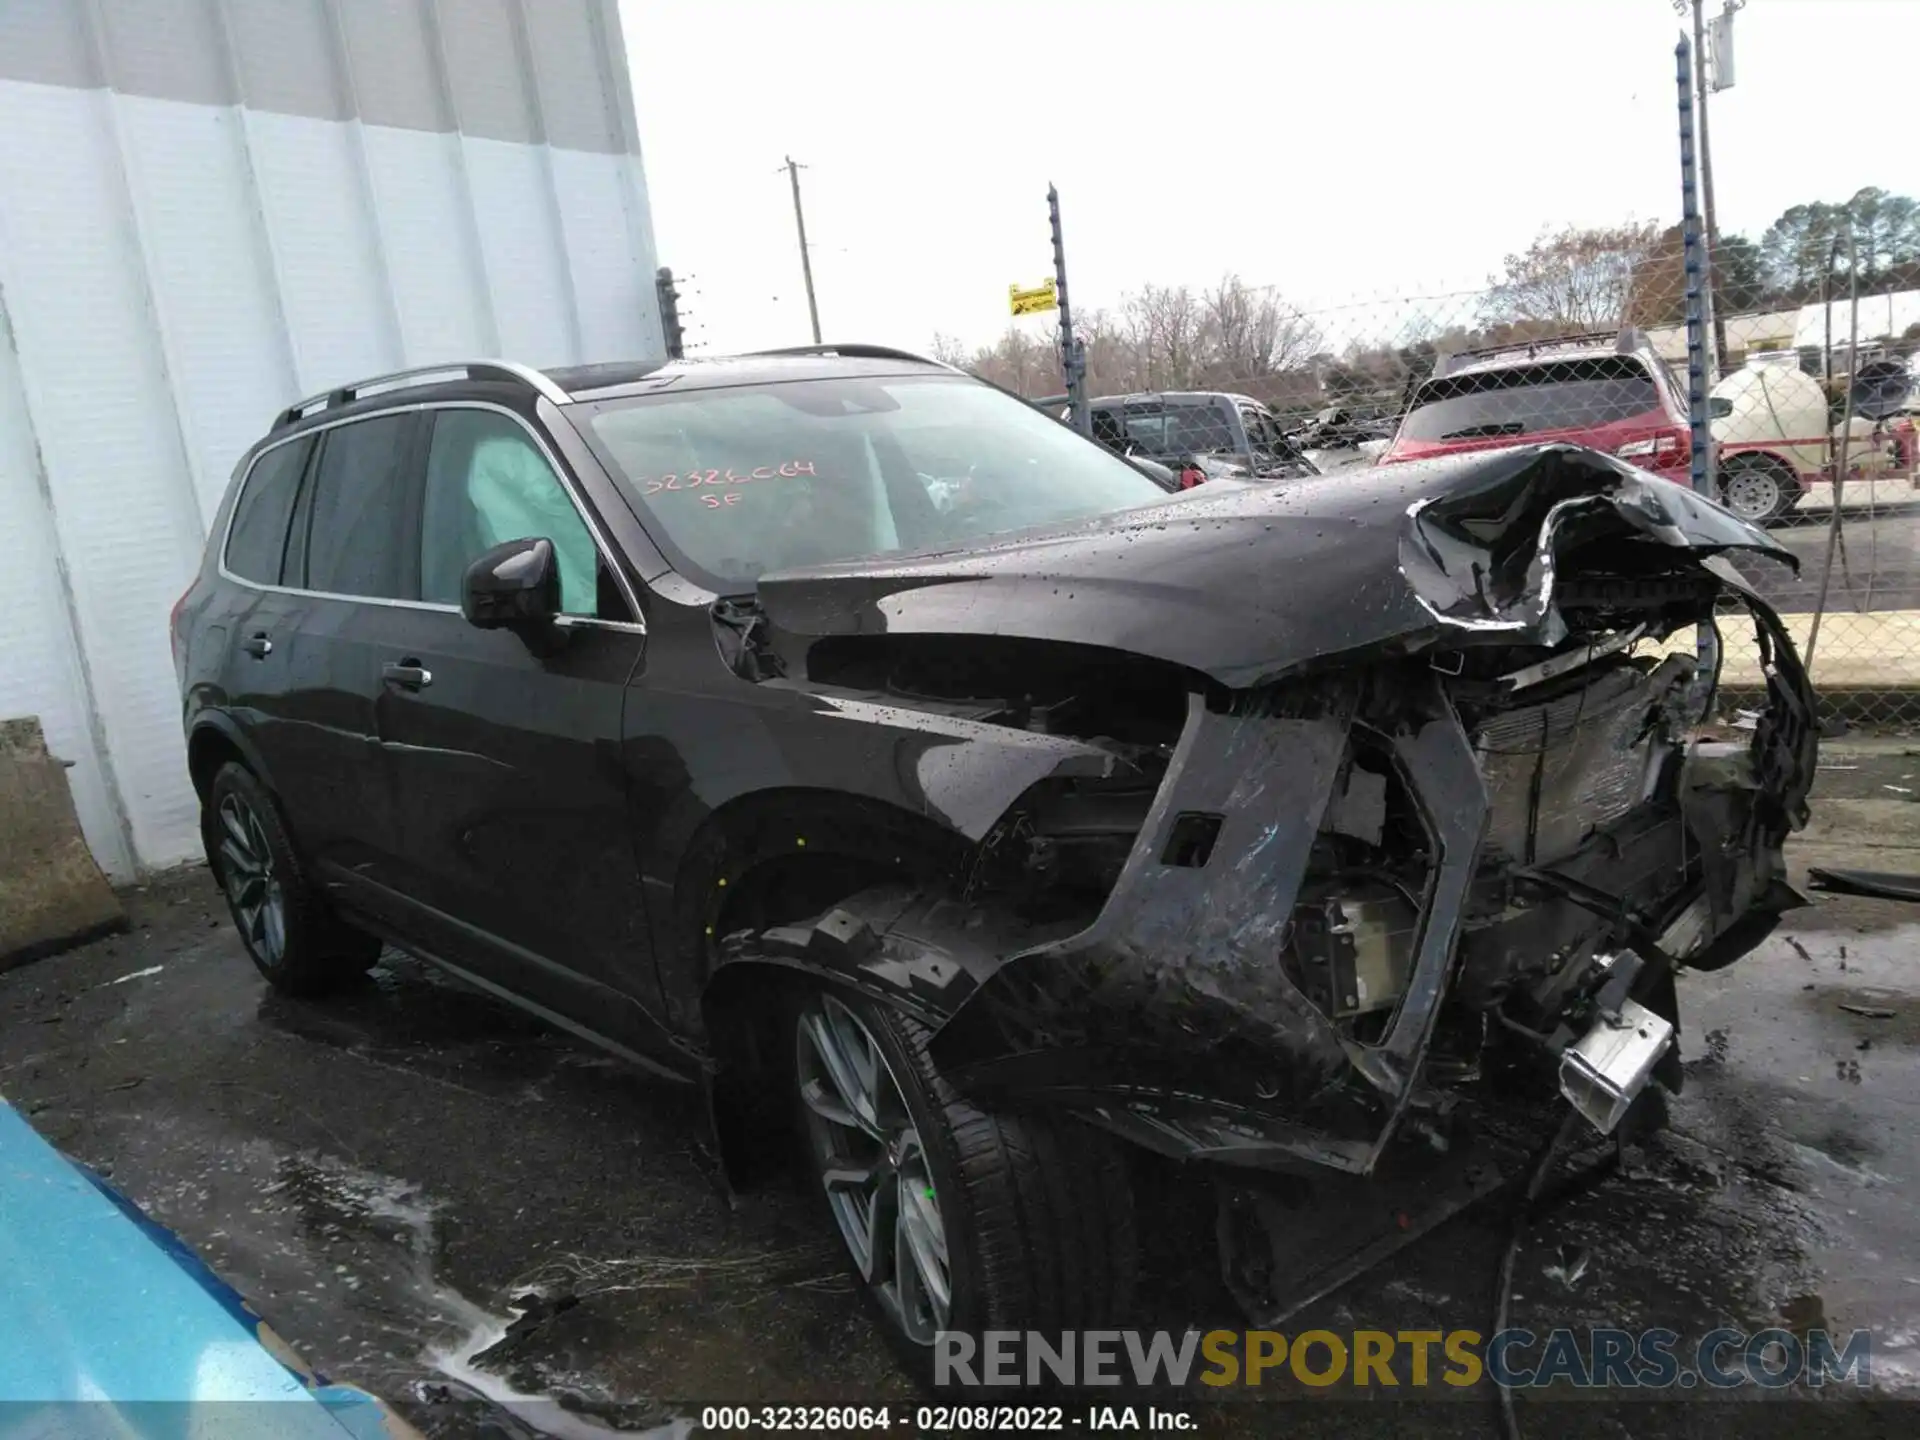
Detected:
left=297, top=414, right=418, bottom=599
left=223, top=436, right=313, bottom=584
left=1400, top=357, right=1663, bottom=442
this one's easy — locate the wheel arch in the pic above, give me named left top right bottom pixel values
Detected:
left=666, top=788, right=967, bottom=1034
left=694, top=855, right=1037, bottom=1195
left=186, top=713, right=273, bottom=803
left=696, top=885, right=954, bottom=1195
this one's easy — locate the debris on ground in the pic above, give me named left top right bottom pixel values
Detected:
left=1809, top=867, right=1920, bottom=902
left=1543, top=1244, right=1592, bottom=1290
left=1838, top=1003, right=1898, bottom=1020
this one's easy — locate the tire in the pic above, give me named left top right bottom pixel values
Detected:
left=1719, top=455, right=1799, bottom=526
left=203, top=762, right=380, bottom=996
left=791, top=986, right=1136, bottom=1390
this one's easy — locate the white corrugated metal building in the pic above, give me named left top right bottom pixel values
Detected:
left=0, top=0, right=665, bottom=880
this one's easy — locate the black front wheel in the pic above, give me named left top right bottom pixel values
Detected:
left=791, top=986, right=1136, bottom=1385
left=204, top=762, right=379, bottom=995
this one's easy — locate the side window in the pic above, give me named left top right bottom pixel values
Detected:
left=300, top=414, right=417, bottom=599
left=419, top=410, right=601, bottom=617
left=1198, top=403, right=1236, bottom=454
left=224, top=436, right=313, bottom=584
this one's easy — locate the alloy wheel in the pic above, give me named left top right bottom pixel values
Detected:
left=217, top=793, right=286, bottom=966
left=796, top=994, right=952, bottom=1344
left=1723, top=466, right=1783, bottom=523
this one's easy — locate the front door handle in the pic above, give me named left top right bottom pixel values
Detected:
left=381, top=661, right=432, bottom=691
left=241, top=632, right=272, bottom=658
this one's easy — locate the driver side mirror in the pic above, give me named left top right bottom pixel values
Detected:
left=462, top=537, right=559, bottom=637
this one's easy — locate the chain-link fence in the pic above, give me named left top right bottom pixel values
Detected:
left=936, top=210, right=1920, bottom=728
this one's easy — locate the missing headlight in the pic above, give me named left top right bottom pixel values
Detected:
left=1284, top=878, right=1421, bottom=1024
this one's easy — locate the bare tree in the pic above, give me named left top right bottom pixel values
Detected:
left=1481, top=222, right=1661, bottom=332
left=931, top=276, right=1322, bottom=406
left=1122, top=284, right=1206, bottom=389
left=954, top=327, right=1062, bottom=395
left=1075, top=307, right=1139, bottom=398
left=929, top=332, right=974, bottom=368
left=1198, top=274, right=1322, bottom=387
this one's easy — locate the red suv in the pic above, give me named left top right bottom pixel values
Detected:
left=1380, top=329, right=1693, bottom=486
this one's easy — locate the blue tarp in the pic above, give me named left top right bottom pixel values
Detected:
left=0, top=1099, right=417, bottom=1439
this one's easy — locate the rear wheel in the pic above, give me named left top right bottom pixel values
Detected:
left=792, top=986, right=1136, bottom=1385
left=204, top=762, right=379, bottom=995
left=1719, top=455, right=1799, bottom=525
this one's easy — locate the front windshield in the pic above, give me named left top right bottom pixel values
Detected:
left=583, top=374, right=1171, bottom=587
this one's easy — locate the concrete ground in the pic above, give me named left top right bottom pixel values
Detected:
left=1768, top=500, right=1920, bottom=615
left=6, top=744, right=1920, bottom=1436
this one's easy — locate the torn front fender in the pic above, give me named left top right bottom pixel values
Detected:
left=1398, top=445, right=1796, bottom=642
left=923, top=677, right=1488, bottom=1174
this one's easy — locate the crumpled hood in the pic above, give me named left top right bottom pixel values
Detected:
left=755, top=443, right=1795, bottom=688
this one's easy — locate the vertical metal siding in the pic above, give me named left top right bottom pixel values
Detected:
left=0, top=0, right=663, bottom=878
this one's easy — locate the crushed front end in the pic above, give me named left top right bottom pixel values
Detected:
left=923, top=444, right=1817, bottom=1174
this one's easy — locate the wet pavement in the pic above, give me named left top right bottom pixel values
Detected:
left=1759, top=498, right=1920, bottom=614
left=5, top=749, right=1920, bottom=1436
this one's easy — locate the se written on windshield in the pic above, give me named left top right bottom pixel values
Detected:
left=639, top=460, right=818, bottom=499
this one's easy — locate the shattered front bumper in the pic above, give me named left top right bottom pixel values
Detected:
left=919, top=461, right=1819, bottom=1175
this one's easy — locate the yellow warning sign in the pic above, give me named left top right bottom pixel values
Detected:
left=1009, top=279, right=1058, bottom=316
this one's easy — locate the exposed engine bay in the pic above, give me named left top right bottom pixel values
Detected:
left=736, top=443, right=1818, bottom=1177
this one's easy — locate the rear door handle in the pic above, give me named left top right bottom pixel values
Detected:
left=241, top=632, right=272, bottom=658
left=381, top=661, right=432, bottom=691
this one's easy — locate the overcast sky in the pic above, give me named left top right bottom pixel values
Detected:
left=622, top=0, right=1919, bottom=357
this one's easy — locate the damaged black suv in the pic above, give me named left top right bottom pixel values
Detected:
left=173, top=346, right=1816, bottom=1373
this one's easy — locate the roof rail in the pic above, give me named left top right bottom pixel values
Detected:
left=1431, top=328, right=1644, bottom=379
left=273, top=360, right=570, bottom=429
left=745, top=342, right=957, bottom=371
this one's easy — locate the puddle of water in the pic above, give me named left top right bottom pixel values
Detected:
left=425, top=1306, right=692, bottom=1440
left=262, top=1149, right=694, bottom=1437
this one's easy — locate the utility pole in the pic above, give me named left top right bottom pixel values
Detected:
left=1675, top=32, right=1714, bottom=503
left=1677, top=26, right=1719, bottom=715
left=1048, top=184, right=1089, bottom=436
left=784, top=156, right=822, bottom=344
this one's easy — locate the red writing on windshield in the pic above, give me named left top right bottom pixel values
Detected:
left=641, top=460, right=816, bottom=496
